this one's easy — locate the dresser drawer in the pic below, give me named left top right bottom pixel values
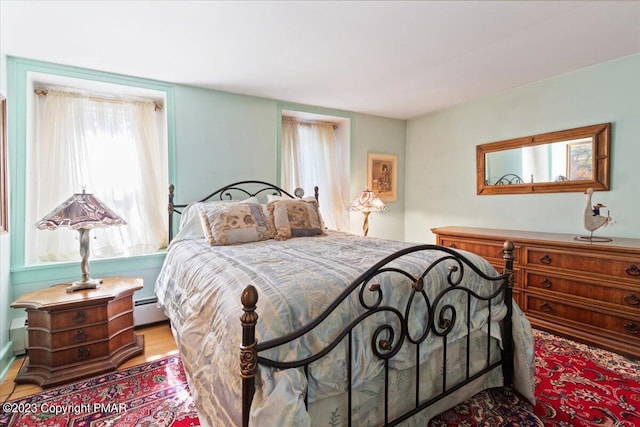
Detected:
left=28, top=341, right=109, bottom=368
left=524, top=271, right=640, bottom=311
left=525, top=246, right=640, bottom=282
left=524, top=295, right=640, bottom=341
left=439, top=237, right=520, bottom=264
left=29, top=323, right=108, bottom=349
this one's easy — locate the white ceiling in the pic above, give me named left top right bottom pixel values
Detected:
left=1, top=1, right=639, bottom=120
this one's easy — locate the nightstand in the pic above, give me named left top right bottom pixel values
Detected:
left=10, top=277, right=145, bottom=388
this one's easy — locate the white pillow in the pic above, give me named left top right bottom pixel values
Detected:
left=174, top=197, right=259, bottom=241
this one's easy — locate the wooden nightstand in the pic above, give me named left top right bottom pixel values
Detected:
left=10, top=277, right=145, bottom=388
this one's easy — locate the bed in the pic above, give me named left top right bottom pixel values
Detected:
left=155, top=180, right=535, bottom=427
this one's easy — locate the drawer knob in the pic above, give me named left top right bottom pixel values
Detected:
left=624, top=322, right=639, bottom=335
left=540, top=255, right=552, bottom=265
left=449, top=243, right=457, bottom=249
left=74, top=329, right=88, bottom=343
left=624, top=293, right=639, bottom=306
left=72, top=311, right=87, bottom=324
left=78, top=346, right=91, bottom=360
left=540, top=278, right=553, bottom=289
left=625, top=264, right=640, bottom=277
left=540, top=302, right=552, bottom=313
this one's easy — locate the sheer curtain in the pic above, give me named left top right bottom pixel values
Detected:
left=26, top=89, right=167, bottom=264
left=281, top=118, right=349, bottom=231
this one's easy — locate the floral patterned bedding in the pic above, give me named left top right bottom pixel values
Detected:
left=155, top=231, right=535, bottom=427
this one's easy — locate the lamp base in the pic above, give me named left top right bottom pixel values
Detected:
left=66, top=278, right=103, bottom=293
left=574, top=235, right=613, bottom=243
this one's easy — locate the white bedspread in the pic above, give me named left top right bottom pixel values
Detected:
left=155, top=231, right=535, bottom=426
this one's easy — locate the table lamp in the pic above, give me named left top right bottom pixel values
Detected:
left=347, top=189, right=388, bottom=236
left=35, top=189, right=126, bottom=292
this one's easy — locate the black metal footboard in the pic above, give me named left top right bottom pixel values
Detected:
left=241, top=241, right=515, bottom=427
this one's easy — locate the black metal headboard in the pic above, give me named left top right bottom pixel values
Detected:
left=168, top=180, right=319, bottom=242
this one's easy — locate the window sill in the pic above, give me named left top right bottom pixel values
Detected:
left=10, top=251, right=167, bottom=286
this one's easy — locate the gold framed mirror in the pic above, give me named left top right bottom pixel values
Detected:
left=476, top=123, right=610, bottom=195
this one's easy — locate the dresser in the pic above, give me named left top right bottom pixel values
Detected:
left=432, top=226, right=640, bottom=359
left=11, top=277, right=145, bottom=387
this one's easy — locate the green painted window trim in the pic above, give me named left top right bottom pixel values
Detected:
left=7, top=57, right=176, bottom=282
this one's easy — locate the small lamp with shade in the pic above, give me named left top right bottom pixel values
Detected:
left=347, top=189, right=388, bottom=236
left=35, top=189, right=126, bottom=292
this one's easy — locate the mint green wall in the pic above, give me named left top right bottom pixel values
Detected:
left=170, top=85, right=407, bottom=240
left=3, top=59, right=407, bottom=345
left=351, top=113, right=406, bottom=240
left=405, top=54, right=640, bottom=243
left=0, top=52, right=12, bottom=382
left=6, top=58, right=175, bottom=315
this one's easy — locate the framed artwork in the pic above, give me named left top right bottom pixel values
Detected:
left=0, top=94, right=6, bottom=234
left=367, top=153, right=397, bottom=202
left=566, top=141, right=592, bottom=181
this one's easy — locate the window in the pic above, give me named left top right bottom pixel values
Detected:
left=281, top=112, right=350, bottom=231
left=25, top=78, right=168, bottom=265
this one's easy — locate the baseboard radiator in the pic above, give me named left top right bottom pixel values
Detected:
left=134, top=297, right=168, bottom=326
left=10, top=317, right=29, bottom=356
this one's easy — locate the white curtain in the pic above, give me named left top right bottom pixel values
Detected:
left=282, top=118, right=349, bottom=231
left=26, top=90, right=167, bottom=264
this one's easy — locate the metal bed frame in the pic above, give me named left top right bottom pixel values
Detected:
left=167, top=181, right=515, bottom=427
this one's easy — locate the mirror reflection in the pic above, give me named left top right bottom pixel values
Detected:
left=485, top=137, right=592, bottom=185
left=476, top=123, right=610, bottom=195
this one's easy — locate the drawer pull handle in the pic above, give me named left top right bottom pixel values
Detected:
left=540, top=278, right=553, bottom=289
left=624, top=322, right=639, bottom=335
left=74, top=329, right=88, bottom=343
left=449, top=243, right=457, bottom=249
left=540, top=255, right=552, bottom=265
left=624, top=293, right=639, bottom=306
left=540, top=302, right=552, bottom=313
left=72, top=311, right=87, bottom=324
left=78, top=346, right=91, bottom=360
left=626, top=264, right=640, bottom=277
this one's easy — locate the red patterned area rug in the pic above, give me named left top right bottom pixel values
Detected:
left=0, top=355, right=200, bottom=427
left=430, top=329, right=640, bottom=426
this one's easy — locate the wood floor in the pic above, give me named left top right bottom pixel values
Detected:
left=0, top=322, right=177, bottom=402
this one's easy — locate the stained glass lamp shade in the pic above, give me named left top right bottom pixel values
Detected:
left=347, top=189, right=388, bottom=236
left=35, top=190, right=126, bottom=292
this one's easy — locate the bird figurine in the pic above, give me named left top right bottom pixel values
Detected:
left=582, top=188, right=613, bottom=238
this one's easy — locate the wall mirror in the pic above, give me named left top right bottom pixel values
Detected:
left=476, top=123, right=610, bottom=195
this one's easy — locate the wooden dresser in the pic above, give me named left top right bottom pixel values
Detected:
left=432, top=226, right=640, bottom=359
left=11, top=277, right=145, bottom=387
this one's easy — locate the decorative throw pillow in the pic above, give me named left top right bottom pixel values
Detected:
left=176, top=197, right=259, bottom=241
left=267, top=199, right=326, bottom=241
left=198, top=202, right=272, bottom=246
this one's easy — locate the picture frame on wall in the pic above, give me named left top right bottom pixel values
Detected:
left=0, top=94, right=7, bottom=234
left=367, top=153, right=397, bottom=202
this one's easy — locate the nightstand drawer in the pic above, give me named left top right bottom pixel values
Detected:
left=51, top=306, right=107, bottom=329
left=27, top=305, right=107, bottom=330
left=29, top=323, right=108, bottom=348
left=29, top=341, right=109, bottom=367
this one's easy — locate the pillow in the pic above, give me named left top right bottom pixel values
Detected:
left=267, top=199, right=326, bottom=241
left=175, top=197, right=259, bottom=241
left=198, top=202, right=272, bottom=246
